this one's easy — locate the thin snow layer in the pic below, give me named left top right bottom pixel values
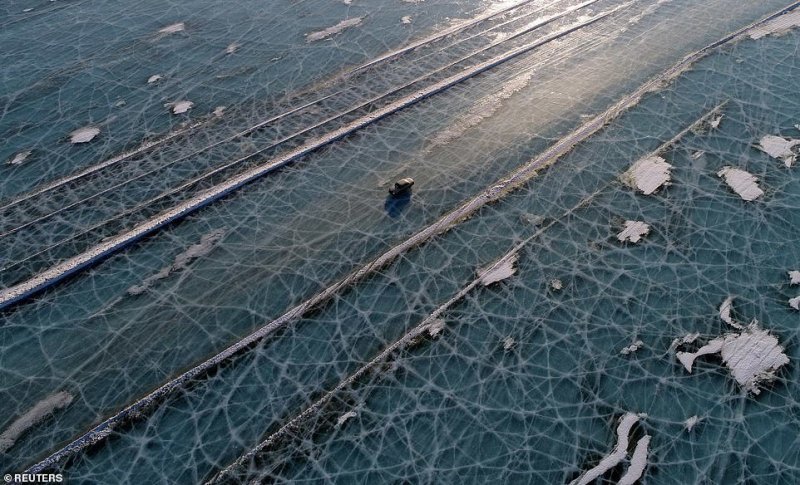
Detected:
left=8, top=150, right=31, bottom=165
left=69, top=127, right=100, bottom=144
left=0, top=391, right=74, bottom=453
left=335, top=410, right=357, bottom=428
left=790, top=295, right=800, bottom=310
left=789, top=270, right=800, bottom=285
left=677, top=325, right=789, bottom=395
left=622, top=156, right=672, bottom=195
left=128, top=230, right=224, bottom=295
left=758, top=135, right=800, bottom=167
left=158, top=22, right=185, bottom=35
left=571, top=413, right=641, bottom=485
left=617, top=220, right=650, bottom=243
left=749, top=9, right=800, bottom=39
left=305, top=17, right=363, bottom=42
left=478, top=252, right=518, bottom=286
left=426, top=71, right=532, bottom=151
left=171, top=100, right=194, bottom=115
left=717, top=166, right=763, bottom=201
left=618, top=435, right=651, bottom=485
left=684, top=416, right=700, bottom=431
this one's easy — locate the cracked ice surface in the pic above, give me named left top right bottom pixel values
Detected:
left=2, top=0, right=800, bottom=484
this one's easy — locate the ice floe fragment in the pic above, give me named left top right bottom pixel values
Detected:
left=401, top=16, right=412, bottom=24
left=571, top=413, right=642, bottom=485
left=620, top=340, right=644, bottom=355
left=147, top=74, right=163, bottom=84
left=171, top=100, right=194, bottom=115
left=478, top=253, right=518, bottom=286
left=618, top=435, right=651, bottom=485
left=749, top=10, right=800, bottom=39
left=622, top=156, right=672, bottom=195
left=158, top=22, right=185, bottom=35
left=305, top=17, right=363, bottom=42
left=335, top=410, right=357, bottom=428
left=0, top=391, right=74, bottom=453
left=789, top=271, right=800, bottom=285
left=677, top=324, right=788, bottom=395
left=717, top=166, right=763, bottom=201
left=617, top=221, right=650, bottom=243
left=758, top=135, right=800, bottom=167
left=8, top=150, right=31, bottom=166
left=684, top=416, right=700, bottom=431
left=69, top=126, right=100, bottom=144
left=789, top=296, right=800, bottom=310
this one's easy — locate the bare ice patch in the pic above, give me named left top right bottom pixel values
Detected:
left=570, top=412, right=649, bottom=485
left=622, top=156, right=672, bottom=195
left=0, top=391, right=74, bottom=453
left=128, top=230, right=224, bottom=295
left=69, top=127, right=100, bottom=144
left=758, top=135, right=800, bottom=167
left=717, top=166, right=763, bottom=201
left=8, top=150, right=31, bottom=166
left=617, top=221, right=650, bottom=243
left=170, top=100, right=194, bottom=115
left=749, top=10, right=800, bottom=39
left=478, top=252, right=518, bottom=286
left=306, top=17, right=363, bottom=42
left=677, top=298, right=788, bottom=394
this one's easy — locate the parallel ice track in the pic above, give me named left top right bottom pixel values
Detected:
left=0, top=2, right=625, bottom=309
left=24, top=2, right=800, bottom=473
left=0, top=0, right=553, bottom=213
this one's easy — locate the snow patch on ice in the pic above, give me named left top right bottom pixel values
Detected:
left=684, top=416, right=700, bottom=431
left=335, top=410, right=357, bottom=428
left=618, top=435, right=651, bottom=485
left=128, top=230, right=224, bottom=295
left=622, top=156, right=672, bottom=195
left=147, top=74, right=163, bottom=84
left=478, top=253, right=518, bottom=286
left=401, top=16, right=412, bottom=24
left=213, top=106, right=226, bottom=117
left=427, top=319, right=445, bottom=337
left=717, top=166, right=763, bottom=201
left=789, top=295, right=800, bottom=310
left=620, top=340, right=644, bottom=355
left=758, top=135, right=800, bottom=167
left=570, top=413, right=644, bottom=485
left=225, top=43, right=240, bottom=54
left=0, top=391, right=74, bottom=453
left=503, top=336, right=516, bottom=351
left=550, top=278, right=563, bottom=291
left=8, top=150, right=31, bottom=166
left=69, top=127, right=100, bottom=144
left=617, top=221, right=650, bottom=243
left=306, top=17, right=363, bottom=42
left=749, top=10, right=800, bottom=39
left=158, top=22, right=185, bottom=35
left=789, top=271, right=800, bottom=285
left=719, top=296, right=739, bottom=328
left=170, top=100, right=194, bottom=115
